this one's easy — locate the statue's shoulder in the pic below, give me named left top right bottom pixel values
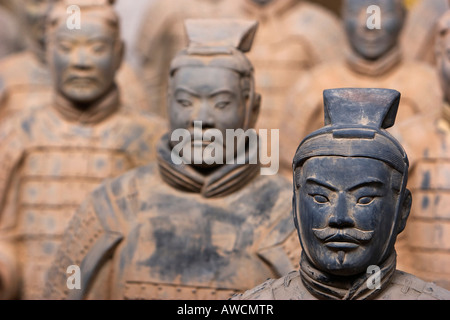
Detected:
left=232, top=271, right=310, bottom=301
left=379, top=270, right=450, bottom=300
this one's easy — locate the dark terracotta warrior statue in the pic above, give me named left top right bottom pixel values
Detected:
left=233, top=88, right=450, bottom=300
left=0, top=0, right=149, bottom=122
left=0, top=0, right=165, bottom=300
left=43, top=19, right=299, bottom=300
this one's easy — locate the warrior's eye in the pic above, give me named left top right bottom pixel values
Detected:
left=357, top=196, right=375, bottom=205
left=215, top=101, right=230, bottom=109
left=311, top=194, right=329, bottom=204
left=177, top=99, right=192, bottom=108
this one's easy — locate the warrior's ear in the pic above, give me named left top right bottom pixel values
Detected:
left=397, top=188, right=412, bottom=235
left=247, top=93, right=261, bottom=129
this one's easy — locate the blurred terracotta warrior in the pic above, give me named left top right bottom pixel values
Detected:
left=391, top=11, right=450, bottom=290
left=0, top=0, right=166, bottom=300
left=401, top=0, right=449, bottom=65
left=136, top=0, right=346, bottom=125
left=233, top=88, right=450, bottom=300
left=279, top=0, right=442, bottom=175
left=0, top=0, right=149, bottom=121
left=44, top=19, right=299, bottom=300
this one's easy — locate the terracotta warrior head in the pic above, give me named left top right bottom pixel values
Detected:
left=168, top=19, right=261, bottom=168
left=436, top=10, right=450, bottom=104
left=342, top=0, right=406, bottom=60
left=46, top=0, right=124, bottom=109
left=292, top=88, right=411, bottom=277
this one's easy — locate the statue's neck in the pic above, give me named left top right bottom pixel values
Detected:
left=346, top=45, right=402, bottom=77
left=299, top=251, right=397, bottom=300
left=52, top=84, right=120, bottom=125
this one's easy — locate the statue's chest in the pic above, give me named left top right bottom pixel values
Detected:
left=116, top=192, right=277, bottom=299
left=17, top=146, right=133, bottom=237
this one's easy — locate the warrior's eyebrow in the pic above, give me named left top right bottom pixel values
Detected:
left=348, top=179, right=385, bottom=192
left=174, top=87, right=200, bottom=98
left=209, top=89, right=234, bottom=98
left=305, top=178, right=337, bottom=192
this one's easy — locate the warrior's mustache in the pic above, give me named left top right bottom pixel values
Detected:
left=312, top=227, right=374, bottom=243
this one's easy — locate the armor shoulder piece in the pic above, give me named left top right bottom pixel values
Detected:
left=233, top=271, right=306, bottom=300
left=386, top=270, right=450, bottom=300
left=43, top=181, right=124, bottom=299
left=232, top=278, right=277, bottom=300
left=256, top=175, right=299, bottom=276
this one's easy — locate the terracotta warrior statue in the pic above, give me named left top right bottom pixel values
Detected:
left=233, top=88, right=450, bottom=300
left=0, top=0, right=149, bottom=122
left=401, top=0, right=449, bottom=66
left=43, top=19, right=299, bottom=300
left=279, top=0, right=442, bottom=176
left=0, top=0, right=166, bottom=300
left=136, top=0, right=347, bottom=126
left=390, top=11, right=450, bottom=290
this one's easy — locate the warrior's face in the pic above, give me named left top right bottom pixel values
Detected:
left=343, top=0, right=405, bottom=60
left=48, top=14, right=123, bottom=105
left=294, top=156, right=410, bottom=276
left=169, top=66, right=251, bottom=167
left=18, top=0, right=60, bottom=48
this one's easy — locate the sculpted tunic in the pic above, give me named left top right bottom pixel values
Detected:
left=233, top=253, right=450, bottom=300
left=136, top=0, right=346, bottom=121
left=44, top=135, right=299, bottom=300
left=0, top=89, right=166, bottom=299
left=233, top=270, right=450, bottom=300
left=391, top=104, right=450, bottom=290
left=280, top=49, right=442, bottom=174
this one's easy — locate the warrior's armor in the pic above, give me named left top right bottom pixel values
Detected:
left=0, top=88, right=165, bottom=299
left=44, top=154, right=297, bottom=300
